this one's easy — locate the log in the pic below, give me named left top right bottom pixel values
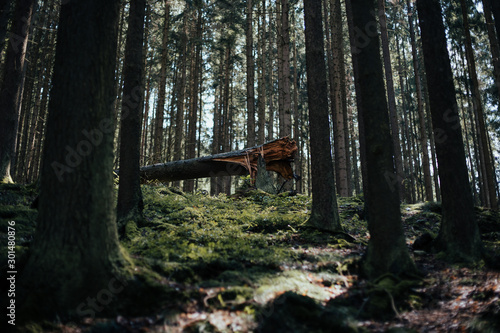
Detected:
left=137, top=137, right=298, bottom=183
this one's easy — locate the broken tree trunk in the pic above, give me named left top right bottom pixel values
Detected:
left=137, top=137, right=298, bottom=183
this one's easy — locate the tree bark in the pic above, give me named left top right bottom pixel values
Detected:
left=350, top=0, right=415, bottom=279
left=330, top=0, right=349, bottom=197
left=173, top=9, right=188, bottom=166
left=407, top=0, right=433, bottom=202
left=257, top=0, right=266, bottom=144
left=246, top=0, right=256, bottom=147
left=19, top=0, right=129, bottom=319
left=304, top=0, right=342, bottom=232
left=0, top=0, right=34, bottom=184
left=345, top=0, right=368, bottom=201
left=184, top=8, right=202, bottom=192
left=117, top=0, right=146, bottom=228
left=153, top=2, right=170, bottom=163
left=378, top=0, right=404, bottom=200
left=482, top=0, right=500, bottom=103
left=460, top=0, right=498, bottom=209
left=417, top=0, right=483, bottom=261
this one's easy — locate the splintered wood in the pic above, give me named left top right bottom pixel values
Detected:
left=137, top=137, right=298, bottom=183
left=212, top=137, right=298, bottom=180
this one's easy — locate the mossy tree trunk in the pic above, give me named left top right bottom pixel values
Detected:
left=20, top=0, right=130, bottom=320
left=117, top=0, right=146, bottom=229
left=303, top=0, right=342, bottom=232
left=416, top=0, right=483, bottom=261
left=350, top=0, right=415, bottom=279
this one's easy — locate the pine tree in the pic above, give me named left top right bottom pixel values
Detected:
left=0, top=0, right=35, bottom=183
left=19, top=0, right=130, bottom=319
left=350, top=0, right=415, bottom=278
left=417, top=0, right=483, bottom=260
left=117, top=0, right=146, bottom=228
left=304, top=0, right=342, bottom=232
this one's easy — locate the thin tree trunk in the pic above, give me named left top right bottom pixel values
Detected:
left=117, top=0, right=146, bottom=228
left=184, top=9, right=202, bottom=193
left=482, top=0, right=500, bottom=103
left=345, top=0, right=368, bottom=201
left=257, top=0, right=266, bottom=144
left=396, top=38, right=411, bottom=202
left=0, top=0, right=34, bottom=184
left=153, top=1, right=170, bottom=163
left=330, top=0, right=349, bottom=197
left=378, top=0, right=404, bottom=200
left=460, top=0, right=498, bottom=209
left=303, top=0, right=341, bottom=232
left=267, top=3, right=274, bottom=141
left=246, top=0, right=256, bottom=147
left=280, top=0, right=291, bottom=138
left=407, top=0, right=433, bottom=202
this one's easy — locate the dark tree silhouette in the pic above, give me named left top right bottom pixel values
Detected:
left=303, top=0, right=342, bottom=232
left=350, top=0, right=415, bottom=278
left=0, top=0, right=34, bottom=183
left=117, top=0, right=146, bottom=229
left=20, top=0, right=130, bottom=319
left=417, top=0, right=482, bottom=261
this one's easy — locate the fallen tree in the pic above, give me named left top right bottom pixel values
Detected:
left=136, top=137, right=298, bottom=183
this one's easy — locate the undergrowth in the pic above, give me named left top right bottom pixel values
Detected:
left=1, top=183, right=499, bottom=332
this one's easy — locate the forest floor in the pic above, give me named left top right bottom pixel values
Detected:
left=1, top=182, right=500, bottom=332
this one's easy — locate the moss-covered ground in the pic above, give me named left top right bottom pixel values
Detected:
left=1, top=183, right=499, bottom=332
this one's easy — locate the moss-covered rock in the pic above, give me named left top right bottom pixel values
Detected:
left=257, top=291, right=360, bottom=333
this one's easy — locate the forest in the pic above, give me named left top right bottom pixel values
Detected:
left=0, top=0, right=500, bottom=331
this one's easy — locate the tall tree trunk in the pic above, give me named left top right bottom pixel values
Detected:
left=345, top=0, right=368, bottom=201
left=184, top=8, right=202, bottom=193
left=174, top=11, right=188, bottom=167
left=117, top=0, right=146, bottom=229
left=460, top=0, right=498, bottom=209
left=140, top=1, right=151, bottom=166
left=417, top=0, right=482, bottom=260
left=303, top=0, right=341, bottom=232
left=278, top=0, right=291, bottom=138
left=0, top=0, right=34, bottom=184
left=210, top=91, right=221, bottom=195
left=329, top=0, right=349, bottom=197
left=246, top=0, right=256, bottom=147
left=153, top=1, right=170, bottom=163
left=292, top=24, right=301, bottom=192
left=378, top=0, right=404, bottom=200
left=396, top=38, right=411, bottom=202
left=267, top=3, right=274, bottom=141
left=19, top=0, right=130, bottom=319
left=407, top=0, right=433, bottom=202
left=257, top=0, right=266, bottom=144
left=350, top=0, right=415, bottom=279
left=482, top=0, right=500, bottom=103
